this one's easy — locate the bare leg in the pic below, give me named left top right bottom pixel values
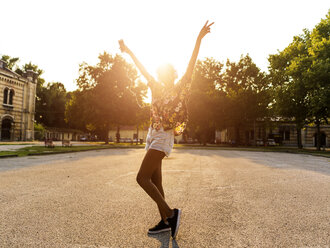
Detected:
left=136, top=149, right=174, bottom=219
left=151, top=160, right=167, bottom=221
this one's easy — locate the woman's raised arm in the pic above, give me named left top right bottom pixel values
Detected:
left=118, top=40, right=155, bottom=83
left=183, top=21, right=214, bottom=80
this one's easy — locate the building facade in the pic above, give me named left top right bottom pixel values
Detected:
left=108, top=125, right=183, bottom=143
left=216, top=121, right=330, bottom=147
left=108, top=125, right=150, bottom=143
left=43, top=127, right=83, bottom=141
left=0, top=60, right=37, bottom=141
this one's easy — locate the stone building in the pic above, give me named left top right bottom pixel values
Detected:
left=43, top=127, right=84, bottom=141
left=108, top=125, right=149, bottom=143
left=216, top=120, right=330, bottom=147
left=108, top=125, right=183, bottom=143
left=0, top=60, right=37, bottom=141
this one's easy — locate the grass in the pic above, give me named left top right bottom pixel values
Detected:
left=0, top=144, right=141, bottom=157
left=0, top=143, right=37, bottom=146
left=0, top=143, right=329, bottom=158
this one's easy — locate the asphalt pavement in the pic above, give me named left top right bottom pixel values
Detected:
left=0, top=149, right=329, bottom=247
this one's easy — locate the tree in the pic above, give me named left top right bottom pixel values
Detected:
left=1, top=55, right=19, bottom=70
left=34, top=122, right=45, bottom=140
left=65, top=89, right=92, bottom=131
left=268, top=31, right=311, bottom=148
left=221, top=55, right=270, bottom=145
left=186, top=56, right=269, bottom=145
left=19, top=62, right=45, bottom=93
left=269, top=10, right=330, bottom=150
left=65, top=52, right=148, bottom=142
left=305, top=10, right=330, bottom=150
left=187, top=58, right=224, bottom=145
left=36, top=82, right=68, bottom=128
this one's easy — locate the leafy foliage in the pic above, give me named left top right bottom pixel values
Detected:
left=187, top=55, right=270, bottom=145
left=222, top=55, right=270, bottom=144
left=36, top=82, right=68, bottom=128
left=187, top=58, right=223, bottom=144
left=268, top=10, right=330, bottom=149
left=1, top=55, right=19, bottom=70
left=65, top=53, right=148, bottom=141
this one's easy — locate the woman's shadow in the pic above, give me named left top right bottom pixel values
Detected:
left=148, top=232, right=180, bottom=248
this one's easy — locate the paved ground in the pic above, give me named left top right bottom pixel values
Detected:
left=0, top=149, right=329, bottom=248
left=0, top=144, right=37, bottom=151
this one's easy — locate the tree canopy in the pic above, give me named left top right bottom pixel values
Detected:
left=268, top=10, right=329, bottom=149
left=65, top=52, right=148, bottom=141
left=1, top=10, right=328, bottom=147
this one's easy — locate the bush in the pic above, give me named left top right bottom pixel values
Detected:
left=34, top=123, right=45, bottom=140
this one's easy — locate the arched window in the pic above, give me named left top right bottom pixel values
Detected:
left=3, top=88, right=8, bottom=104
left=9, top=89, right=14, bottom=105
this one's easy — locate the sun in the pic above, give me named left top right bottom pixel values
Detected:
left=120, top=25, right=196, bottom=104
left=144, top=88, right=152, bottom=104
left=126, top=46, right=189, bottom=104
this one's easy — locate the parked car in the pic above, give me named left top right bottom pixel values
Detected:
left=133, top=138, right=144, bottom=144
left=267, top=139, right=276, bottom=146
left=179, top=138, right=197, bottom=144
left=119, top=138, right=133, bottom=143
left=256, top=139, right=264, bottom=146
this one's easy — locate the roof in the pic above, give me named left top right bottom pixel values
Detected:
left=0, top=67, right=28, bottom=83
left=44, top=127, right=84, bottom=133
left=109, top=125, right=149, bottom=131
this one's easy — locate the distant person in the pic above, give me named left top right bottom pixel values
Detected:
left=119, top=21, right=214, bottom=239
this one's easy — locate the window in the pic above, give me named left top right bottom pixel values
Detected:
left=3, top=88, right=14, bottom=105
left=3, top=88, right=8, bottom=104
left=284, top=130, right=290, bottom=141
left=9, top=89, right=14, bottom=105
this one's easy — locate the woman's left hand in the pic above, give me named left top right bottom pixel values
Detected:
left=198, top=21, right=214, bottom=40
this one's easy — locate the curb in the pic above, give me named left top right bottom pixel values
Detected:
left=26, top=146, right=145, bottom=157
left=0, top=154, right=19, bottom=158
left=0, top=146, right=146, bottom=159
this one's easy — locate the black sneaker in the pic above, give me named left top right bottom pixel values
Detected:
left=167, top=208, right=181, bottom=239
left=148, top=220, right=171, bottom=234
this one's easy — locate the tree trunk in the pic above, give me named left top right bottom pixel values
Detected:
left=296, top=126, right=303, bottom=149
left=316, top=120, right=321, bottom=151
left=202, top=133, right=207, bottom=146
left=253, top=120, right=256, bottom=146
left=116, top=126, right=120, bottom=143
left=104, top=127, right=109, bottom=144
left=235, top=126, right=240, bottom=146
left=136, top=125, right=139, bottom=145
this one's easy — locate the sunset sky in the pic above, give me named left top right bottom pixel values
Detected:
left=1, top=0, right=329, bottom=92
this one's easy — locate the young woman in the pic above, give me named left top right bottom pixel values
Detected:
left=119, top=21, right=214, bottom=239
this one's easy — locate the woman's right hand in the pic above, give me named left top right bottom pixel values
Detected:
left=118, top=39, right=154, bottom=83
left=118, top=39, right=129, bottom=53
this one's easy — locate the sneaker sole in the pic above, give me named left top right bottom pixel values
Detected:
left=172, top=209, right=181, bottom=239
left=148, top=227, right=171, bottom=234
